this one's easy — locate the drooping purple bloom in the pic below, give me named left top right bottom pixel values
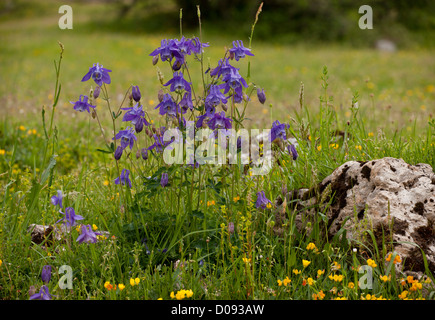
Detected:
left=205, top=85, right=228, bottom=107
left=160, top=173, right=168, bottom=188
left=113, top=127, right=137, bottom=150
left=81, top=63, right=112, bottom=87
left=41, top=265, right=52, bottom=284
left=287, top=144, right=298, bottom=160
left=29, top=285, right=52, bottom=300
left=70, top=95, right=96, bottom=113
left=56, top=207, right=84, bottom=227
left=114, top=168, right=132, bottom=188
left=164, top=72, right=191, bottom=93
left=179, top=92, right=194, bottom=113
left=50, top=190, right=63, bottom=208
left=131, top=85, right=141, bottom=102
left=207, top=111, right=232, bottom=130
left=255, top=191, right=272, bottom=209
left=149, top=39, right=183, bottom=62
left=155, top=94, right=179, bottom=117
left=257, top=88, right=266, bottom=104
left=114, top=146, right=123, bottom=160
left=270, top=120, right=288, bottom=143
left=76, top=224, right=100, bottom=244
left=229, top=40, right=254, bottom=61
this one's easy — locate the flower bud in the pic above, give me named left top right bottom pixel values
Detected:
left=93, top=86, right=101, bottom=99
left=41, top=265, right=52, bottom=283
left=132, top=85, right=141, bottom=102
left=287, top=144, right=298, bottom=160
left=135, top=119, right=144, bottom=133
left=158, top=89, right=164, bottom=103
left=221, top=103, right=228, bottom=112
left=152, top=55, right=159, bottom=66
left=257, top=88, right=266, bottom=104
left=141, top=148, right=148, bottom=160
left=114, top=146, right=123, bottom=160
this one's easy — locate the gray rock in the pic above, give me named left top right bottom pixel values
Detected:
left=279, top=157, right=435, bottom=273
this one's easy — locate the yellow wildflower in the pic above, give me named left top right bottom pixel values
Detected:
left=302, top=260, right=311, bottom=268
left=92, top=224, right=98, bottom=231
left=331, top=261, right=341, bottom=271
left=317, top=269, right=325, bottom=278
left=283, top=277, right=291, bottom=286
left=379, top=275, right=391, bottom=282
left=317, top=145, right=322, bottom=151
left=242, top=257, right=251, bottom=264
left=277, top=279, right=283, bottom=286
left=306, top=242, right=317, bottom=251
left=307, top=277, right=314, bottom=286
left=367, top=259, right=377, bottom=268
left=410, top=281, right=422, bottom=292
left=0, top=149, right=5, bottom=155
left=130, top=278, right=135, bottom=286
left=0, top=259, right=2, bottom=267
left=348, top=282, right=355, bottom=289
left=170, top=291, right=175, bottom=299
left=312, top=290, right=325, bottom=300
left=398, top=291, right=408, bottom=299
left=293, top=269, right=301, bottom=275
left=118, top=284, right=125, bottom=291
left=135, top=277, right=140, bottom=285
left=103, top=180, right=109, bottom=186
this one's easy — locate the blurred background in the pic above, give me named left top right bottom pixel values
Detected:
left=0, top=0, right=434, bottom=133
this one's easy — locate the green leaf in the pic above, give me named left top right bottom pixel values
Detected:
left=40, top=154, right=57, bottom=185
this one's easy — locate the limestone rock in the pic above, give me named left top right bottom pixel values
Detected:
left=282, top=157, right=435, bottom=273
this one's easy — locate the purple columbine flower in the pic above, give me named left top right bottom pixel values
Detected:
left=205, top=84, right=228, bottom=107
left=210, top=58, right=239, bottom=79
left=41, top=265, right=52, bottom=284
left=114, top=168, right=132, bottom=188
left=149, top=39, right=183, bottom=62
left=155, top=93, right=179, bottom=117
left=255, top=191, right=272, bottom=209
left=160, top=173, right=168, bottom=188
left=221, top=68, right=248, bottom=99
left=229, top=40, right=254, bottom=61
left=207, top=111, right=232, bottom=130
left=56, top=207, right=84, bottom=227
left=287, top=144, right=298, bottom=160
left=131, top=85, right=141, bottom=102
left=257, top=88, right=266, bottom=104
left=29, top=285, right=52, bottom=300
left=50, top=190, right=63, bottom=208
left=179, top=92, right=193, bottom=113
left=113, top=127, right=137, bottom=150
left=121, top=103, right=148, bottom=127
left=70, top=95, right=96, bottom=113
left=164, top=71, right=191, bottom=93
left=76, top=224, right=100, bottom=244
left=270, top=120, right=289, bottom=143
left=190, top=37, right=209, bottom=54
left=81, top=63, right=112, bottom=87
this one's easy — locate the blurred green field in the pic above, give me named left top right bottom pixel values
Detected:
left=1, top=1, right=434, bottom=135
